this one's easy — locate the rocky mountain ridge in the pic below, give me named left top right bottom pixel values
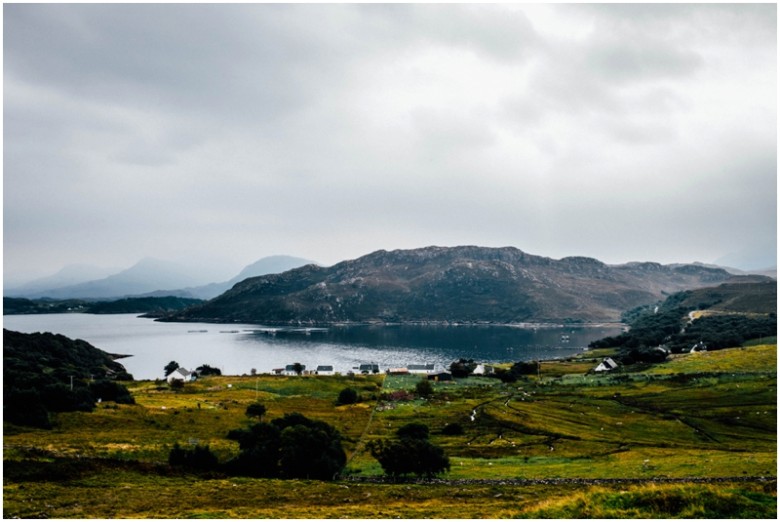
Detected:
left=165, top=246, right=756, bottom=325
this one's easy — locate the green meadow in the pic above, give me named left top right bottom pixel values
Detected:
left=4, top=345, right=776, bottom=518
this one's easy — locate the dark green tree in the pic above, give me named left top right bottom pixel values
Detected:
left=396, top=422, right=429, bottom=440
left=292, top=362, right=304, bottom=376
left=226, top=413, right=346, bottom=480
left=164, top=361, right=180, bottom=377
left=369, top=421, right=450, bottom=479
left=449, top=358, right=477, bottom=378
left=336, top=387, right=359, bottom=405
left=169, top=443, right=219, bottom=471
left=245, top=402, right=267, bottom=420
left=415, top=378, right=434, bottom=398
left=195, top=364, right=222, bottom=377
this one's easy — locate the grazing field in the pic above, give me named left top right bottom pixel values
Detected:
left=3, top=345, right=776, bottom=518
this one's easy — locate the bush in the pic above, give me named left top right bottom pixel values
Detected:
left=168, top=443, right=219, bottom=471
left=415, top=378, right=434, bottom=398
left=336, top=387, right=359, bottom=405
left=245, top=402, right=267, bottom=419
left=441, top=423, right=464, bottom=435
left=396, top=422, right=429, bottom=440
left=89, top=380, right=135, bottom=404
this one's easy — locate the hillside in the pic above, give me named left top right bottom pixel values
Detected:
left=590, top=280, right=777, bottom=354
left=164, top=246, right=750, bottom=325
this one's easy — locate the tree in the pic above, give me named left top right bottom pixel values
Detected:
left=369, top=422, right=450, bottom=479
left=226, top=413, right=346, bottom=480
left=245, top=402, right=267, bottom=420
left=449, top=358, right=477, bottom=378
left=415, top=378, right=434, bottom=398
left=195, top=364, right=221, bottom=377
left=336, top=387, right=359, bottom=405
left=164, top=361, right=180, bottom=377
left=292, top=362, right=304, bottom=376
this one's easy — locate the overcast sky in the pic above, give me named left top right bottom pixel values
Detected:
left=3, top=3, right=777, bottom=286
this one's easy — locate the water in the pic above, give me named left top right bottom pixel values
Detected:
left=2, top=313, right=623, bottom=380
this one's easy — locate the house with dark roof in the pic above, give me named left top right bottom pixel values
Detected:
left=408, top=363, right=435, bottom=374
left=167, top=367, right=195, bottom=383
left=359, top=363, right=379, bottom=374
left=594, top=357, right=618, bottom=372
left=315, top=365, right=335, bottom=375
left=284, top=363, right=306, bottom=376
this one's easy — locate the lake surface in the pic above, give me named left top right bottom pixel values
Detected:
left=3, top=313, right=623, bottom=380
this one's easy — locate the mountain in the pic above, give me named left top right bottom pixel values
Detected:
left=164, top=246, right=756, bottom=325
left=5, top=264, right=120, bottom=297
left=14, top=258, right=209, bottom=299
left=169, top=255, right=315, bottom=299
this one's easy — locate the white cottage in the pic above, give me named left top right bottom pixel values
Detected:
left=594, top=357, right=619, bottom=372
left=167, top=367, right=195, bottom=383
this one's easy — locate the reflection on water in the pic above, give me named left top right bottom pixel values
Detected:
left=3, top=313, right=623, bottom=380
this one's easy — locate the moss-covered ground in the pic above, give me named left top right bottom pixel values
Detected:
left=4, top=345, right=776, bottom=518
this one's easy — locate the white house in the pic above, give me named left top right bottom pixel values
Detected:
left=594, top=357, right=619, bottom=372
left=473, top=364, right=495, bottom=375
left=315, top=365, right=335, bottom=376
left=284, top=364, right=306, bottom=376
left=167, top=367, right=195, bottom=383
left=407, top=363, right=435, bottom=374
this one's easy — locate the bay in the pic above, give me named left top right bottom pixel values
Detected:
left=2, top=313, right=623, bottom=380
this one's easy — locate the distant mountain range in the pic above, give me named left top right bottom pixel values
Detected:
left=169, top=255, right=316, bottom=299
left=5, top=256, right=314, bottom=300
left=163, top=245, right=769, bottom=325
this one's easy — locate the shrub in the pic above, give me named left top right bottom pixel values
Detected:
left=168, top=443, right=219, bottom=471
left=336, top=387, right=359, bottom=405
left=245, top=402, right=267, bottom=420
left=415, top=378, right=434, bottom=398
left=441, top=422, right=464, bottom=435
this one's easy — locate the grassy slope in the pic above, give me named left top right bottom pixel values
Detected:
left=3, top=346, right=776, bottom=518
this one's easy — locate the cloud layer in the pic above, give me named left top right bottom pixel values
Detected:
left=4, top=3, right=776, bottom=284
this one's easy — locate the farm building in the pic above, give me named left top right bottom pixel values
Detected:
left=473, top=364, right=495, bottom=375
left=167, top=367, right=195, bottom=383
left=358, top=363, right=380, bottom=374
left=427, top=371, right=453, bottom=382
left=315, top=365, right=335, bottom=375
left=594, top=357, right=619, bottom=372
left=284, top=364, right=306, bottom=376
left=407, top=363, right=435, bottom=374
left=387, top=368, right=410, bottom=375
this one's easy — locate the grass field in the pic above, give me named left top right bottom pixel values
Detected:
left=3, top=345, right=776, bottom=518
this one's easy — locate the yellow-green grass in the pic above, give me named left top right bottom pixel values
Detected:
left=4, top=344, right=776, bottom=518
left=641, top=344, right=777, bottom=375
left=516, top=481, right=776, bottom=519
left=3, top=464, right=774, bottom=519
left=4, top=374, right=383, bottom=463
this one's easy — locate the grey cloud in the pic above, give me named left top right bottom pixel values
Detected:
left=3, top=3, right=776, bottom=282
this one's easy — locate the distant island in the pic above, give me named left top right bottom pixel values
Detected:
left=162, top=245, right=766, bottom=325
left=3, top=296, right=204, bottom=316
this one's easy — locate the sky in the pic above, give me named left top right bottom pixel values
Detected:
left=3, top=2, right=777, bottom=287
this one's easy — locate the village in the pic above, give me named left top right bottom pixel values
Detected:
left=164, top=356, right=627, bottom=384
